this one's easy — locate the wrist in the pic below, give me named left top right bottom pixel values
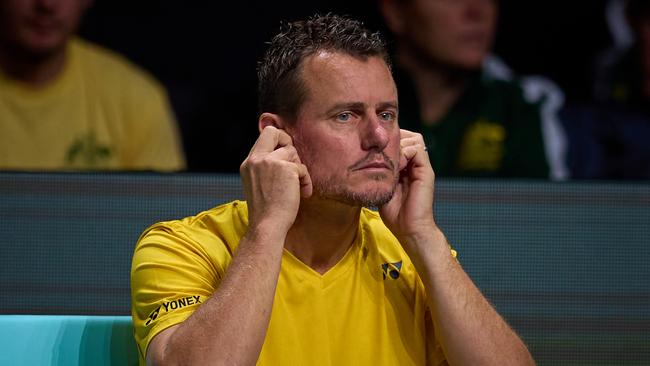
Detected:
left=398, top=222, right=442, bottom=249
left=243, top=221, right=288, bottom=251
left=400, top=226, right=452, bottom=268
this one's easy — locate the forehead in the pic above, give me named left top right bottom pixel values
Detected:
left=297, top=51, right=396, bottom=108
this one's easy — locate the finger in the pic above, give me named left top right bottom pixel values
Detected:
left=399, top=130, right=428, bottom=164
left=400, top=129, right=418, bottom=139
left=400, top=142, right=427, bottom=156
left=400, top=140, right=431, bottom=171
left=250, top=126, right=294, bottom=155
left=296, top=163, right=313, bottom=198
left=401, top=144, right=420, bottom=161
left=400, top=129, right=426, bottom=149
left=400, top=138, right=423, bottom=151
left=267, top=145, right=301, bottom=164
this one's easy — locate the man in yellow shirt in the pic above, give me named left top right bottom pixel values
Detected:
left=131, top=14, right=534, bottom=365
left=0, top=0, right=185, bottom=171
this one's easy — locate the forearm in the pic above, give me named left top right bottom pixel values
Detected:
left=156, top=227, right=285, bottom=365
left=406, top=229, right=534, bottom=366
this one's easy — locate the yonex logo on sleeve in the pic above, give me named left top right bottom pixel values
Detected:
left=145, top=295, right=202, bottom=326
left=145, top=306, right=161, bottom=326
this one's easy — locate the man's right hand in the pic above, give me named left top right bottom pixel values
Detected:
left=146, top=126, right=310, bottom=366
left=240, top=126, right=312, bottom=235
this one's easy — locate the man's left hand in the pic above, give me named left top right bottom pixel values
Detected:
left=380, top=129, right=438, bottom=252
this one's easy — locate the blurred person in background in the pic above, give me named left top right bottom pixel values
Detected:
left=379, top=0, right=568, bottom=179
left=564, top=0, right=650, bottom=179
left=0, top=0, right=186, bottom=171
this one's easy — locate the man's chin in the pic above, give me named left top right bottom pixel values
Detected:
left=318, top=184, right=396, bottom=208
left=19, top=31, right=67, bottom=57
left=310, top=171, right=398, bottom=207
left=358, top=190, right=394, bottom=208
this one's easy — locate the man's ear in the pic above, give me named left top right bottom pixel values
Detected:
left=258, top=113, right=288, bottom=133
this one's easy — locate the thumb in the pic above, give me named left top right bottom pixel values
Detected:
left=297, top=163, right=313, bottom=198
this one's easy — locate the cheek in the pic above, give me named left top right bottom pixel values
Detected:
left=62, top=7, right=85, bottom=31
left=297, top=135, right=350, bottom=176
left=387, top=129, right=401, bottom=152
left=291, top=130, right=324, bottom=169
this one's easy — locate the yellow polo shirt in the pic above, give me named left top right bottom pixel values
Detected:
left=131, top=201, right=447, bottom=365
left=0, top=37, right=185, bottom=171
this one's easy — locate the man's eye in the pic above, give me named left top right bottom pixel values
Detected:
left=336, top=112, right=352, bottom=122
left=379, top=112, right=396, bottom=121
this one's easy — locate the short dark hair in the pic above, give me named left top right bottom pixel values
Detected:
left=257, top=13, right=390, bottom=120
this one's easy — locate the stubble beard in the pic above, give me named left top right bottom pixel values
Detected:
left=292, top=132, right=400, bottom=208
left=311, top=171, right=399, bottom=208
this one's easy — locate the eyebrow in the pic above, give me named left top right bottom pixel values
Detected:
left=377, top=101, right=398, bottom=112
left=324, top=101, right=398, bottom=116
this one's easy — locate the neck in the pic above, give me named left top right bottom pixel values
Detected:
left=285, top=197, right=361, bottom=275
left=0, top=41, right=68, bottom=87
left=396, top=44, right=469, bottom=126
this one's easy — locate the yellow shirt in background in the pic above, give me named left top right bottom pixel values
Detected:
left=131, top=201, right=447, bottom=365
left=0, top=37, right=185, bottom=171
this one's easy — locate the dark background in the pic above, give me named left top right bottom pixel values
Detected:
left=78, top=0, right=612, bottom=172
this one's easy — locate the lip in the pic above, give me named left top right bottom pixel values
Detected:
left=28, top=18, right=60, bottom=32
left=459, top=31, right=490, bottom=45
left=353, top=161, right=391, bottom=171
left=349, top=153, right=395, bottom=172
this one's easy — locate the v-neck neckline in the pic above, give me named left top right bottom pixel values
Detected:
left=281, top=223, right=365, bottom=288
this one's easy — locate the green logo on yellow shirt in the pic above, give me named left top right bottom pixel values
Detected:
left=456, top=119, right=506, bottom=172
left=66, top=133, right=113, bottom=167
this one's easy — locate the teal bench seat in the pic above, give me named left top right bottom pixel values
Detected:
left=0, top=315, right=138, bottom=366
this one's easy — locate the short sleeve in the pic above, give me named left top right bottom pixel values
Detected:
left=130, top=222, right=230, bottom=362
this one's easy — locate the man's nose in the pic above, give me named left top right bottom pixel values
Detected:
left=360, top=115, right=390, bottom=151
left=35, top=0, right=58, bottom=13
